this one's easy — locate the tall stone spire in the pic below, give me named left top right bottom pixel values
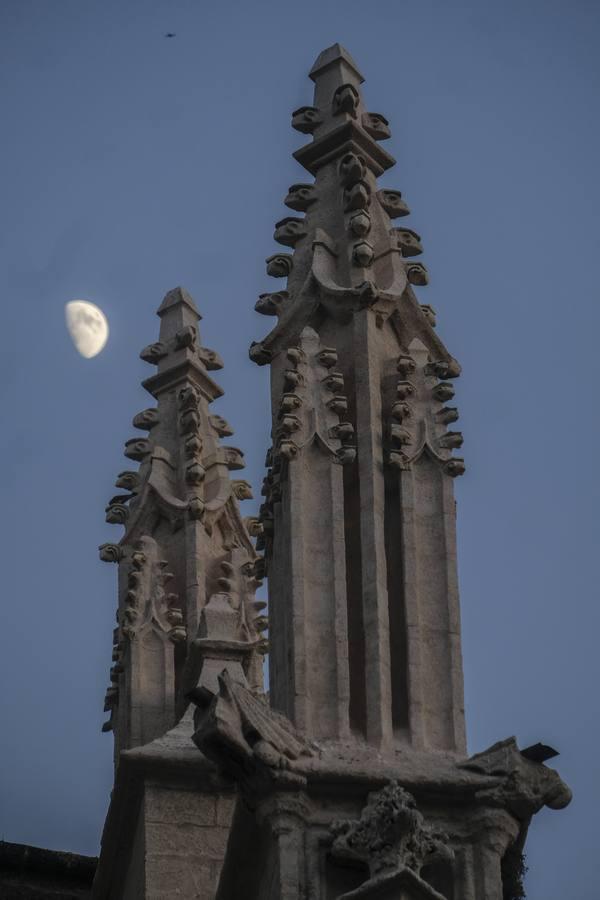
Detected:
left=94, top=48, right=571, bottom=900
left=99, top=286, right=264, bottom=758
left=251, top=43, right=465, bottom=753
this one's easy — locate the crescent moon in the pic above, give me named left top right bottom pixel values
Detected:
left=65, top=300, right=109, bottom=358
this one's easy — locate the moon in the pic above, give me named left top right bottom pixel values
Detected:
left=65, top=300, right=109, bottom=358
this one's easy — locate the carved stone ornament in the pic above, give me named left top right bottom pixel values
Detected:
left=291, top=105, right=322, bottom=134
left=249, top=341, right=273, bottom=366
left=361, top=111, right=391, bottom=140
left=105, top=503, right=129, bottom=525
left=344, top=180, right=371, bottom=211
left=192, top=669, right=314, bottom=786
left=392, top=227, right=423, bottom=257
left=274, top=217, right=307, bottom=247
left=339, top=152, right=367, bottom=186
left=124, top=438, right=152, bottom=461
left=115, top=470, right=140, bottom=491
left=333, top=82, right=360, bottom=117
left=420, top=303, right=437, bottom=326
left=255, top=291, right=288, bottom=317
left=209, top=414, right=234, bottom=437
left=224, top=447, right=245, bottom=470
left=444, top=458, right=465, bottom=477
left=377, top=189, right=410, bottom=218
left=232, top=479, right=253, bottom=500
left=266, top=253, right=293, bottom=278
left=353, top=240, right=374, bottom=267
left=459, top=737, right=572, bottom=819
left=174, top=325, right=197, bottom=350
left=198, top=346, right=224, bottom=370
left=284, top=183, right=317, bottom=211
left=99, top=543, right=123, bottom=563
left=407, top=263, right=429, bottom=286
left=330, top=782, right=453, bottom=879
left=132, top=408, right=159, bottom=431
left=139, top=341, right=168, bottom=364
left=349, top=211, right=371, bottom=236
left=178, top=384, right=200, bottom=410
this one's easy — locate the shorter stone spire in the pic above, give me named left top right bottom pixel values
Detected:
left=99, top=287, right=264, bottom=760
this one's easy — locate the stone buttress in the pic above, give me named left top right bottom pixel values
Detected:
left=189, top=46, right=572, bottom=900
left=93, top=287, right=265, bottom=899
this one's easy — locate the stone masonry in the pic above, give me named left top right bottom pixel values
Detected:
left=93, top=45, right=571, bottom=900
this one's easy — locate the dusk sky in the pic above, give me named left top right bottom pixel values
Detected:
left=1, top=2, right=598, bottom=897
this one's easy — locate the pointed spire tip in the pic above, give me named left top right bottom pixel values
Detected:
left=157, top=286, right=201, bottom=318
left=309, top=44, right=364, bottom=83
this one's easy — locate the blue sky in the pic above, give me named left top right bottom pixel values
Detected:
left=0, top=2, right=598, bottom=896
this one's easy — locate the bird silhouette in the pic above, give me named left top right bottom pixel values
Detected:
left=165, top=33, right=176, bottom=38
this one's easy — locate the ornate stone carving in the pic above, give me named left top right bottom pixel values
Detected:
left=377, top=188, right=410, bottom=218
left=119, top=536, right=185, bottom=644
left=353, top=240, right=374, bottom=267
left=406, top=262, right=429, bottom=286
left=349, top=211, right=371, bottom=236
left=330, top=782, right=452, bottom=879
left=115, top=470, right=139, bottom=491
left=105, top=503, right=129, bottom=525
left=392, top=227, right=423, bottom=257
left=436, top=406, right=459, bottom=425
left=139, top=341, right=168, bottom=364
left=339, top=152, right=367, bottom=186
left=284, top=183, right=317, bottom=211
left=333, top=83, right=360, bottom=117
left=444, top=458, right=465, bottom=477
left=232, top=480, right=253, bottom=500
left=192, top=669, right=314, bottom=785
left=420, top=303, right=437, bottom=326
left=291, top=105, right=322, bottom=133
left=223, top=447, right=245, bottom=470
left=438, top=431, right=463, bottom=450
left=198, top=346, right=224, bottom=370
left=209, top=414, right=234, bottom=437
left=362, top=111, right=391, bottom=140
left=132, top=408, right=159, bottom=431
left=124, top=438, right=151, bottom=461
left=266, top=253, right=293, bottom=278
left=274, top=217, right=307, bottom=247
left=459, top=737, right=572, bottom=818
left=344, top=180, right=371, bottom=211
left=174, top=324, right=197, bottom=350
left=99, top=543, right=123, bottom=563
left=432, top=382, right=455, bottom=402
left=255, top=291, right=288, bottom=317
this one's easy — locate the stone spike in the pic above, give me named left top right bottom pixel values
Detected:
left=157, top=285, right=201, bottom=318
left=309, top=42, right=365, bottom=83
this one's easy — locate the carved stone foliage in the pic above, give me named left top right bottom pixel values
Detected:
left=362, top=111, right=391, bottom=140
left=386, top=343, right=464, bottom=476
left=284, top=183, right=317, bottom=211
left=459, top=737, right=572, bottom=819
left=266, top=253, right=293, bottom=278
left=257, top=328, right=355, bottom=563
left=132, top=408, right=159, bottom=430
left=391, top=228, right=423, bottom=257
left=291, top=105, right=322, bottom=133
left=119, top=535, right=185, bottom=644
left=192, top=669, right=314, bottom=787
left=333, top=83, right=360, bottom=117
left=274, top=217, right=307, bottom=248
left=376, top=189, right=410, bottom=218
left=330, top=782, right=453, bottom=879
left=255, top=291, right=289, bottom=317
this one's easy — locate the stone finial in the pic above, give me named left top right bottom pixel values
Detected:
left=331, top=782, right=452, bottom=879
